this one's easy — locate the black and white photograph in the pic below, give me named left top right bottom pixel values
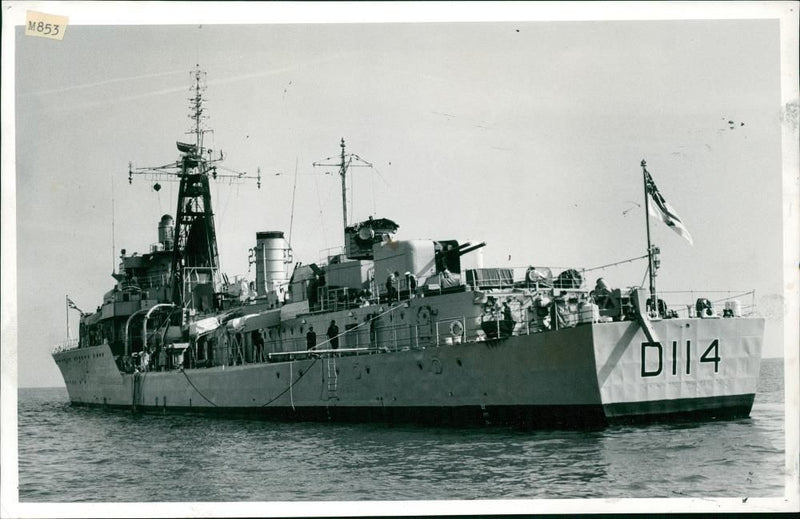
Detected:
left=2, top=1, right=798, bottom=517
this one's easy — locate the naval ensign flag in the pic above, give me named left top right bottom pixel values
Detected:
left=644, top=170, right=694, bottom=245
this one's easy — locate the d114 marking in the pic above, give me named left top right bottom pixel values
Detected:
left=641, top=339, right=720, bottom=377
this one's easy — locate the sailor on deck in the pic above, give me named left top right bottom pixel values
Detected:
left=405, top=272, right=417, bottom=299
left=502, top=301, right=514, bottom=323
left=253, top=331, right=265, bottom=362
left=386, top=272, right=398, bottom=302
left=157, top=347, right=167, bottom=372
left=327, top=320, right=340, bottom=350
left=306, top=326, right=317, bottom=350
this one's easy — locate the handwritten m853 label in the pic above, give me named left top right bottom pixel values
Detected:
left=25, top=11, right=68, bottom=41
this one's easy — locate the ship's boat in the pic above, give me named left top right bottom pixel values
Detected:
left=52, top=68, right=763, bottom=428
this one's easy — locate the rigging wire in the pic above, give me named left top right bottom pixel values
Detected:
left=349, top=159, right=354, bottom=223
left=217, top=174, right=237, bottom=234
left=370, top=165, right=392, bottom=187
left=371, top=163, right=376, bottom=217
left=584, top=254, right=649, bottom=273
left=313, top=173, right=328, bottom=252
left=111, top=173, right=116, bottom=273
left=639, top=264, right=650, bottom=289
left=288, top=157, right=299, bottom=246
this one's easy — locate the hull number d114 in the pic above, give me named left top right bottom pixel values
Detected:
left=641, top=339, right=721, bottom=377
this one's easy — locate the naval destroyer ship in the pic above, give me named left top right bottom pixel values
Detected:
left=52, top=68, right=764, bottom=428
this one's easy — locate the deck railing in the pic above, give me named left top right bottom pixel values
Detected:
left=655, top=289, right=757, bottom=318
left=52, top=338, right=80, bottom=354
left=187, top=286, right=760, bottom=369
left=464, top=265, right=588, bottom=291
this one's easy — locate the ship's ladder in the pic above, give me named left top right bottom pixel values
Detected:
left=326, top=355, right=338, bottom=397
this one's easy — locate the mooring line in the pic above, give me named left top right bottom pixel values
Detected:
left=181, top=369, right=218, bottom=407
left=260, top=356, right=319, bottom=408
left=175, top=355, right=321, bottom=409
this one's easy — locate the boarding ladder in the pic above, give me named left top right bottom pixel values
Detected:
left=326, top=355, right=338, bottom=398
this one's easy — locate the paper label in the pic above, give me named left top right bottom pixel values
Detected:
left=25, top=11, right=68, bottom=41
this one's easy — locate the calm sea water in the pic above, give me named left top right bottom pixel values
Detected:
left=17, top=358, right=784, bottom=502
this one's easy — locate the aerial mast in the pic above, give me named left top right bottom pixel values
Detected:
left=190, top=65, right=205, bottom=150
left=313, top=138, right=373, bottom=241
left=339, top=139, right=347, bottom=230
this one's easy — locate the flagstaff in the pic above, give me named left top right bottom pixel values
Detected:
left=641, top=159, right=657, bottom=316
left=641, top=160, right=694, bottom=317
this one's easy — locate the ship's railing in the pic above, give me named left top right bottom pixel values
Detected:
left=261, top=302, right=433, bottom=360
left=311, top=286, right=366, bottom=313
left=52, top=338, right=80, bottom=354
left=264, top=315, right=480, bottom=361
left=256, top=289, right=759, bottom=364
left=434, top=317, right=467, bottom=346
left=464, top=265, right=587, bottom=291
left=263, top=321, right=427, bottom=355
left=129, top=273, right=168, bottom=290
left=654, top=289, right=758, bottom=318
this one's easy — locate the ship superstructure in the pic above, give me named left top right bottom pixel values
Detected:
left=52, top=68, right=764, bottom=428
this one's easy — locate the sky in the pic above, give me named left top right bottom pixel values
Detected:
left=3, top=3, right=797, bottom=393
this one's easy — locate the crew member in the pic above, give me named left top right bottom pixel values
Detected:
left=157, top=347, right=167, bottom=372
left=306, top=326, right=317, bottom=350
left=327, top=320, right=340, bottom=350
left=386, top=273, right=398, bottom=301
left=253, top=330, right=264, bottom=362
left=593, top=278, right=611, bottom=301
left=405, top=272, right=417, bottom=298
left=502, top=301, right=514, bottom=323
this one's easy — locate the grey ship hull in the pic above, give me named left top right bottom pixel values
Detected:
left=53, top=316, right=763, bottom=428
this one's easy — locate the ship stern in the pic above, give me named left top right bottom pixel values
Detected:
left=590, top=317, right=764, bottom=423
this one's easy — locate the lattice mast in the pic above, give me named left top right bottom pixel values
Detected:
left=168, top=66, right=220, bottom=307
left=127, top=65, right=261, bottom=309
